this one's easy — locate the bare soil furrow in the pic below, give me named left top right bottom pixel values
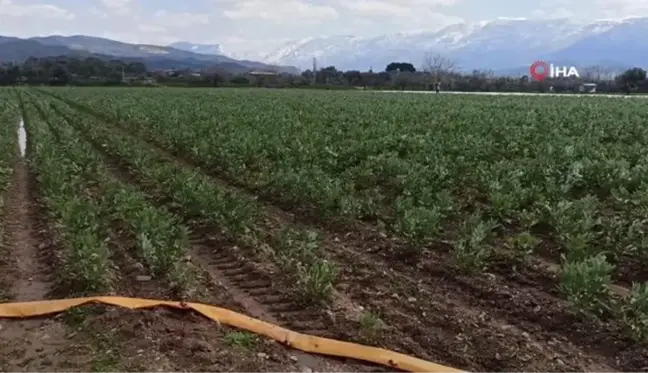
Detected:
left=0, top=147, right=68, bottom=371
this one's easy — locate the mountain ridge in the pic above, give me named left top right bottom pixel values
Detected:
left=0, top=35, right=299, bottom=74
left=253, top=17, right=647, bottom=73
left=3, top=16, right=646, bottom=77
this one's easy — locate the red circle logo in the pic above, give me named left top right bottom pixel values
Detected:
left=529, top=60, right=549, bottom=81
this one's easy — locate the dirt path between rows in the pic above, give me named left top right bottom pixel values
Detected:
left=0, top=143, right=68, bottom=371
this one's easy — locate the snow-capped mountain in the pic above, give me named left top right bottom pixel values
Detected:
left=258, top=17, right=645, bottom=72
left=168, top=41, right=271, bottom=63
left=168, top=42, right=225, bottom=56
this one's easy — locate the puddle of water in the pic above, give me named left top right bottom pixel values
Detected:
left=18, top=117, right=26, bottom=157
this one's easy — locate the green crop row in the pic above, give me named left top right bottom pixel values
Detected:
left=23, top=94, right=193, bottom=295
left=44, top=96, right=338, bottom=304
left=24, top=95, right=113, bottom=293
left=0, top=91, right=17, bottom=185
left=0, top=89, right=18, bottom=298
left=0, top=89, right=17, bottom=210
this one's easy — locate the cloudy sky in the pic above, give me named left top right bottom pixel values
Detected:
left=1, top=0, right=646, bottom=56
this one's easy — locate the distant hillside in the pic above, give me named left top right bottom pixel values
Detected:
left=260, top=17, right=648, bottom=73
left=0, top=35, right=299, bottom=74
left=0, top=38, right=91, bottom=62
left=167, top=41, right=296, bottom=73
left=168, top=42, right=225, bottom=56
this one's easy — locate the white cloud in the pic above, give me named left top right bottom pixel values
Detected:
left=339, top=0, right=458, bottom=15
left=592, top=0, right=648, bottom=18
left=0, top=0, right=74, bottom=20
left=138, top=24, right=166, bottom=33
left=150, top=10, right=210, bottom=28
left=333, top=0, right=462, bottom=31
left=88, top=7, right=110, bottom=19
left=530, top=8, right=575, bottom=19
left=99, top=0, right=131, bottom=15
left=339, top=1, right=418, bottom=18
left=223, top=0, right=339, bottom=24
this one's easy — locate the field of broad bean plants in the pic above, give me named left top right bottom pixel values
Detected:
left=1, top=86, right=648, bottom=371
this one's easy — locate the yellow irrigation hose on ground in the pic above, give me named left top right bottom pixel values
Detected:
left=0, top=296, right=463, bottom=372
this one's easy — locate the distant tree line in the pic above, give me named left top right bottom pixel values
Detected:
left=0, top=56, right=148, bottom=86
left=1, top=54, right=646, bottom=94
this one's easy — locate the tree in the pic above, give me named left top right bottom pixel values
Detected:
left=48, top=64, right=69, bottom=85
left=385, top=62, right=415, bottom=73
left=620, top=67, right=646, bottom=85
left=230, top=75, right=250, bottom=85
left=421, top=53, right=456, bottom=78
left=618, top=67, right=646, bottom=95
left=126, top=62, right=147, bottom=75
left=211, top=73, right=224, bottom=87
left=0, top=65, right=20, bottom=85
left=318, top=66, right=341, bottom=84
left=343, top=70, right=363, bottom=86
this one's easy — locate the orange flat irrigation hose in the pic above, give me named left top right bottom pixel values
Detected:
left=0, top=296, right=463, bottom=372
